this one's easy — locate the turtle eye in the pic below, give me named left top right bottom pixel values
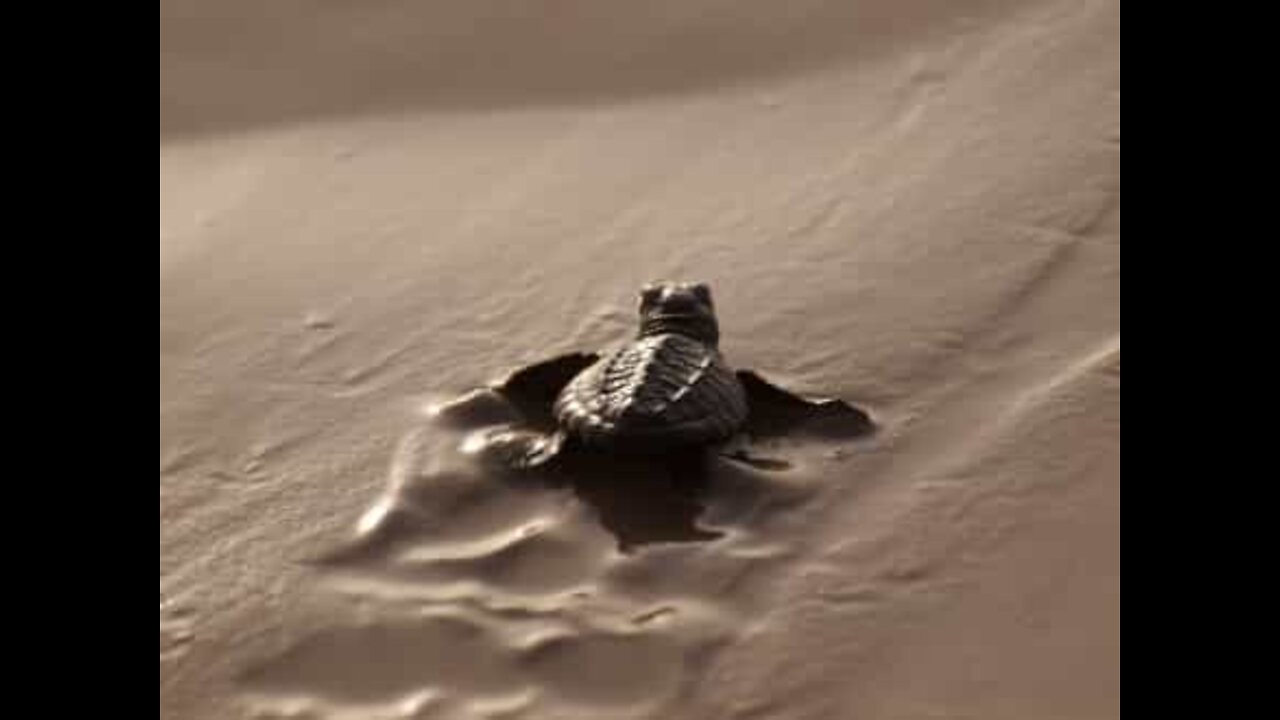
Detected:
left=690, top=283, right=713, bottom=308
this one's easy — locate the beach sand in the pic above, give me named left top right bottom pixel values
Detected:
left=161, top=1, right=1119, bottom=717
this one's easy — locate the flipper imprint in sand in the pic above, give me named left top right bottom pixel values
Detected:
left=239, top=379, right=875, bottom=719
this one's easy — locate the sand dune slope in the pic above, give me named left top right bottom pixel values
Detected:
left=161, top=0, right=1119, bottom=717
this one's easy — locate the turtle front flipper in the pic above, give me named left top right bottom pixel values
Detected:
left=495, top=352, right=601, bottom=429
left=737, top=370, right=875, bottom=439
left=429, top=352, right=599, bottom=431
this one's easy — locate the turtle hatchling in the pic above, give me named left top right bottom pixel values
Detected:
left=435, top=281, right=874, bottom=467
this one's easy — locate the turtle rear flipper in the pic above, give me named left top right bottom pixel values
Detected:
left=461, top=427, right=569, bottom=470
left=737, top=370, right=874, bottom=439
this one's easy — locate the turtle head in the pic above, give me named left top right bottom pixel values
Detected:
left=636, top=281, right=720, bottom=345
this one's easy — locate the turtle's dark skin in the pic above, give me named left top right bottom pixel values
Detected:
left=436, top=281, right=873, bottom=469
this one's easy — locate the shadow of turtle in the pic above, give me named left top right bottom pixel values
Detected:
left=538, top=445, right=723, bottom=552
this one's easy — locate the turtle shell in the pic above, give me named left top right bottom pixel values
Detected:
left=553, top=333, right=748, bottom=449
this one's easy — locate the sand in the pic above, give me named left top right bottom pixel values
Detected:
left=160, top=0, right=1120, bottom=718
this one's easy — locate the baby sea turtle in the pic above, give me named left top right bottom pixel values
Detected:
left=434, top=281, right=873, bottom=468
